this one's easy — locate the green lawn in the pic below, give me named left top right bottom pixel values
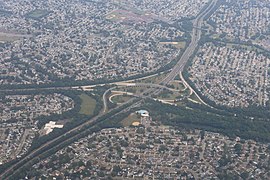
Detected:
left=121, top=113, right=141, bottom=127
left=79, top=94, right=96, bottom=115
left=189, top=92, right=202, bottom=103
left=156, top=87, right=191, bottom=100
left=156, top=89, right=179, bottom=100
left=180, top=88, right=191, bottom=97
left=111, top=95, right=132, bottom=104
left=25, top=9, right=51, bottom=19
left=168, top=81, right=186, bottom=91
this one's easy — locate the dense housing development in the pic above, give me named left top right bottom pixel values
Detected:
left=28, top=124, right=270, bottom=179
left=0, top=94, right=74, bottom=164
left=0, top=0, right=205, bottom=85
left=1, top=0, right=270, bottom=179
left=188, top=43, right=270, bottom=107
left=208, top=0, right=270, bottom=49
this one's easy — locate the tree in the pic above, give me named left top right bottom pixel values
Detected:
left=111, top=165, right=121, bottom=177
left=240, top=171, right=249, bottom=179
left=234, top=143, right=242, bottom=156
left=136, top=127, right=145, bottom=134
left=158, top=145, right=168, bottom=153
left=138, top=144, right=147, bottom=150
left=200, top=130, right=205, bottom=140
left=120, top=139, right=129, bottom=147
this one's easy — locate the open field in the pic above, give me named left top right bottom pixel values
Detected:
left=180, top=88, right=191, bottom=97
left=168, top=81, right=186, bottom=91
left=176, top=41, right=186, bottom=49
left=25, top=9, right=51, bottom=19
left=0, top=32, right=28, bottom=42
left=226, top=43, right=265, bottom=53
left=111, top=94, right=132, bottom=104
left=121, top=113, right=140, bottom=127
left=159, top=92, right=181, bottom=100
left=189, top=92, right=202, bottom=103
left=79, top=94, right=96, bottom=116
left=157, top=86, right=191, bottom=100
left=0, top=129, right=5, bottom=141
left=159, top=41, right=186, bottom=49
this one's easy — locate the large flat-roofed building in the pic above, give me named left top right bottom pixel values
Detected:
left=136, top=110, right=149, bottom=117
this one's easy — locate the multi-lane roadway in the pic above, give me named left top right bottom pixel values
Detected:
left=0, top=0, right=218, bottom=178
left=160, top=0, right=217, bottom=85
